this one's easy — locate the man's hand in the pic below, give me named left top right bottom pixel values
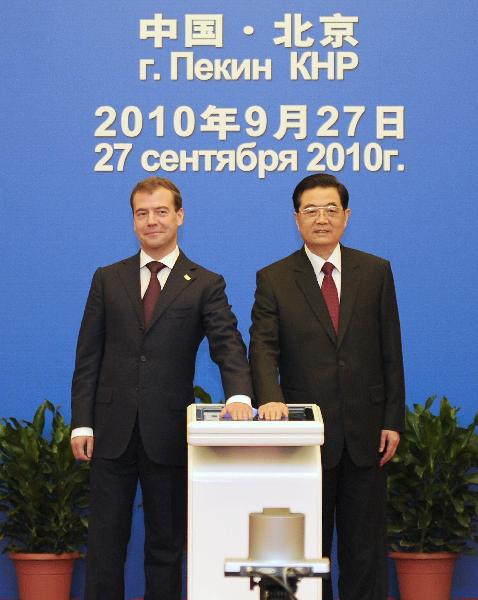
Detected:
left=219, top=402, right=253, bottom=420
left=258, top=402, right=288, bottom=421
left=71, top=436, right=94, bottom=461
left=379, top=429, right=400, bottom=467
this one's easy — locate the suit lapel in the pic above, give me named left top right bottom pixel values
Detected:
left=337, top=246, right=360, bottom=348
left=117, top=253, right=144, bottom=326
left=146, top=251, right=196, bottom=332
left=294, top=249, right=337, bottom=345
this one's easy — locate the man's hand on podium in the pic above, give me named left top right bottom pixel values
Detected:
left=220, top=402, right=253, bottom=420
left=258, top=402, right=289, bottom=420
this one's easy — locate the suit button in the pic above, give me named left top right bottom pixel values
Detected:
left=338, top=360, right=346, bottom=368
left=140, top=355, right=147, bottom=362
left=139, top=326, right=145, bottom=333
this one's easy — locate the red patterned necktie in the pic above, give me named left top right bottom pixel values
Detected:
left=143, top=261, right=166, bottom=326
left=321, top=262, right=339, bottom=334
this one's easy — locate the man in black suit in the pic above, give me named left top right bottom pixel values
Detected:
left=71, top=177, right=253, bottom=600
left=249, top=174, right=405, bottom=600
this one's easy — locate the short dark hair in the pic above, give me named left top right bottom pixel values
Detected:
left=130, top=177, right=183, bottom=212
left=292, top=174, right=349, bottom=211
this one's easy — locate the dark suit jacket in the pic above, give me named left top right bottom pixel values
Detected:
left=249, top=245, right=405, bottom=469
left=71, top=251, right=252, bottom=466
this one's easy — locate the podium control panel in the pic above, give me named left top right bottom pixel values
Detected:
left=194, top=405, right=315, bottom=421
left=187, top=403, right=324, bottom=447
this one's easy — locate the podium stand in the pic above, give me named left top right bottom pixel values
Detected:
left=187, top=404, right=327, bottom=600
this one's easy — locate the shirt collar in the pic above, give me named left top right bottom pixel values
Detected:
left=140, top=246, right=180, bottom=270
left=304, top=244, right=342, bottom=273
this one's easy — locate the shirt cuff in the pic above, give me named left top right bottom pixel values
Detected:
left=71, top=427, right=94, bottom=439
left=225, top=395, right=252, bottom=406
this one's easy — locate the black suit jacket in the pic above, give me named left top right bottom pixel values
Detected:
left=71, top=251, right=252, bottom=466
left=249, top=246, right=405, bottom=469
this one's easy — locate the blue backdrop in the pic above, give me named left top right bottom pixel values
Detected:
left=1, top=1, right=477, bottom=598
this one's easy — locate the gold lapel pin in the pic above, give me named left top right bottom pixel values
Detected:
left=184, top=274, right=191, bottom=281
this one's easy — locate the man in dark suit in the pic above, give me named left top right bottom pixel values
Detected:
left=71, top=177, right=253, bottom=600
left=249, top=173, right=405, bottom=600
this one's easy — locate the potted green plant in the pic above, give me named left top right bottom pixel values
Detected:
left=387, top=395, right=478, bottom=600
left=0, top=400, right=90, bottom=600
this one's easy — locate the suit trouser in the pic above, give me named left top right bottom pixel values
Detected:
left=321, top=446, right=388, bottom=600
left=85, top=421, right=187, bottom=600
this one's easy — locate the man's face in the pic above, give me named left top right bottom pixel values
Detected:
left=133, top=187, right=184, bottom=259
left=294, top=186, right=350, bottom=259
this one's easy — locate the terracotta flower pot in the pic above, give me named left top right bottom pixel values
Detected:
left=390, top=551, right=457, bottom=600
left=9, top=552, right=80, bottom=600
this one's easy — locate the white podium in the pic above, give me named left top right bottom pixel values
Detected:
left=187, top=404, right=327, bottom=600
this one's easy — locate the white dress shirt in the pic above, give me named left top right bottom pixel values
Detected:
left=304, top=243, right=342, bottom=299
left=140, top=247, right=179, bottom=298
left=72, top=247, right=250, bottom=438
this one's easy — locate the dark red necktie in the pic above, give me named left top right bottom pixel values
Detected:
left=143, top=261, right=166, bottom=326
left=321, top=262, right=339, bottom=334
